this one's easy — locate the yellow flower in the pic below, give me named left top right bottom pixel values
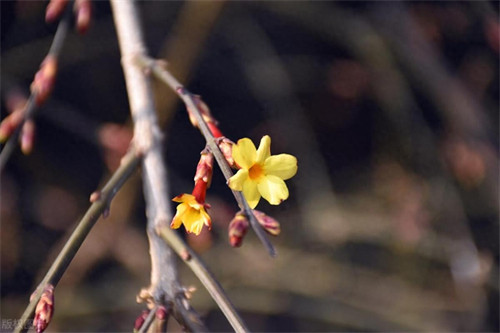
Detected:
left=171, top=194, right=211, bottom=235
left=228, top=135, right=297, bottom=209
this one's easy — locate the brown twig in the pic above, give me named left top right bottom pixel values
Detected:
left=14, top=150, right=141, bottom=333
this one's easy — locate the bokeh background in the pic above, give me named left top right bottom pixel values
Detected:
left=1, top=1, right=498, bottom=332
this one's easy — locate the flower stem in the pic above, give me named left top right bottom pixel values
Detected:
left=137, top=55, right=277, bottom=257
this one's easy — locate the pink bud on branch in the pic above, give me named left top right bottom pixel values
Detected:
left=228, top=213, right=250, bottom=247
left=33, top=284, right=55, bottom=333
left=253, top=210, right=281, bottom=236
left=216, top=137, right=235, bottom=168
left=31, top=56, right=58, bottom=106
left=45, top=0, right=69, bottom=23
left=194, top=151, right=214, bottom=185
left=74, top=0, right=92, bottom=34
left=133, top=310, right=149, bottom=332
left=0, top=108, right=25, bottom=143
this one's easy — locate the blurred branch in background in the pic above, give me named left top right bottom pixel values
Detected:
left=0, top=5, right=71, bottom=172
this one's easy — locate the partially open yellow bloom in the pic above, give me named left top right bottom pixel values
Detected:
left=228, top=135, right=297, bottom=209
left=171, top=193, right=211, bottom=235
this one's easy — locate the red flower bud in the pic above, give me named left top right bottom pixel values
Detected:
left=156, top=305, right=169, bottom=320
left=228, top=213, right=249, bottom=247
left=0, top=108, right=24, bottom=143
left=194, top=151, right=214, bottom=185
left=46, top=0, right=69, bottom=23
left=33, top=284, right=55, bottom=333
left=74, top=0, right=92, bottom=34
left=217, top=137, right=235, bottom=168
left=133, top=310, right=149, bottom=331
left=31, top=56, right=58, bottom=106
left=20, top=119, right=35, bottom=155
left=186, top=95, right=214, bottom=127
left=253, top=210, right=281, bottom=236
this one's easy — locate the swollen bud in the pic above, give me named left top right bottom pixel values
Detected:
left=33, top=284, right=55, bottom=333
left=253, top=210, right=281, bottom=236
left=186, top=95, right=214, bottom=128
left=21, top=120, right=35, bottom=155
left=46, top=0, right=69, bottom=23
left=0, top=109, right=24, bottom=143
left=74, top=0, right=92, bottom=34
left=154, top=306, right=169, bottom=332
left=228, top=212, right=249, bottom=247
left=31, top=56, right=58, bottom=106
left=133, top=310, right=149, bottom=332
left=194, top=151, right=214, bottom=185
left=217, top=137, right=235, bottom=168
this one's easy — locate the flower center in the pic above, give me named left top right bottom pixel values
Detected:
left=249, top=163, right=264, bottom=180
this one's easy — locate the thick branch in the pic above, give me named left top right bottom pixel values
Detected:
left=110, top=0, right=180, bottom=305
left=111, top=2, right=250, bottom=332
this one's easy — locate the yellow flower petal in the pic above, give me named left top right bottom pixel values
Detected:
left=188, top=219, right=204, bottom=235
left=264, top=154, right=298, bottom=180
left=183, top=207, right=200, bottom=226
left=173, top=193, right=194, bottom=203
left=243, top=179, right=260, bottom=209
left=232, top=138, right=256, bottom=169
left=200, top=209, right=211, bottom=227
left=228, top=169, right=248, bottom=191
left=257, top=175, right=289, bottom=205
left=256, top=135, right=271, bottom=164
left=171, top=203, right=188, bottom=228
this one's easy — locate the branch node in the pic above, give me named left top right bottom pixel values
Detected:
left=136, top=288, right=155, bottom=309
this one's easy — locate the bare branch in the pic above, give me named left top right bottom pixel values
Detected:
left=14, top=150, right=141, bottom=333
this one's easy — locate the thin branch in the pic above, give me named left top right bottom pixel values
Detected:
left=159, top=227, right=249, bottom=333
left=0, top=6, right=71, bottom=173
left=137, top=55, right=276, bottom=257
left=14, top=150, right=141, bottom=333
left=138, top=306, right=157, bottom=333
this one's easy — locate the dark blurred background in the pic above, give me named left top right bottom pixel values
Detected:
left=1, top=1, right=499, bottom=332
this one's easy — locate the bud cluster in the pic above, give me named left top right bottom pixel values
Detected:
left=228, top=210, right=281, bottom=248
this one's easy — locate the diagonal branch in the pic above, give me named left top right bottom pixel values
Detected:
left=158, top=227, right=249, bottom=333
left=14, top=149, right=141, bottom=333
